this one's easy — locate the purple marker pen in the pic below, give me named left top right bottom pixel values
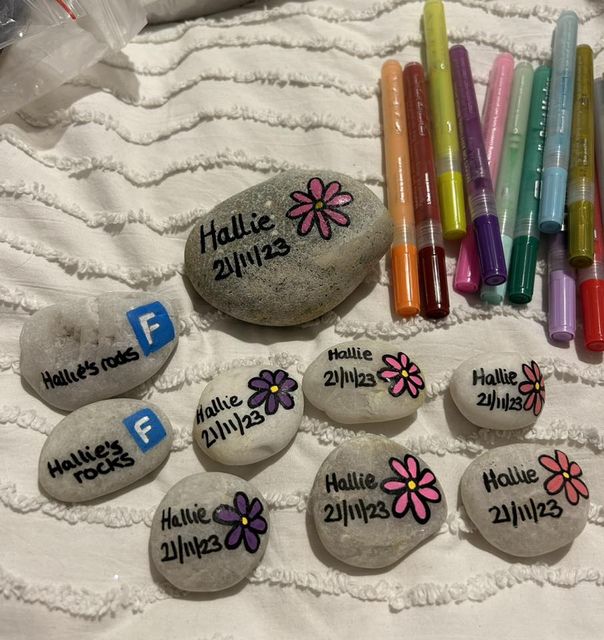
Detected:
left=450, top=45, right=507, bottom=285
left=548, top=226, right=576, bottom=342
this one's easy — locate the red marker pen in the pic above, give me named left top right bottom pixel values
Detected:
left=403, top=62, right=450, bottom=318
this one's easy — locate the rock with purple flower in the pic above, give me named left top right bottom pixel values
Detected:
left=193, top=365, right=303, bottom=466
left=149, top=472, right=270, bottom=592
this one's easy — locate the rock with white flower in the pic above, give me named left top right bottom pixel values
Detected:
left=184, top=170, right=392, bottom=326
left=149, top=472, right=269, bottom=592
left=461, top=444, right=590, bottom=557
left=302, top=341, right=426, bottom=424
left=39, top=399, right=173, bottom=502
left=449, top=352, right=545, bottom=430
left=20, top=292, right=179, bottom=411
left=309, top=434, right=447, bottom=568
left=193, top=365, right=303, bottom=465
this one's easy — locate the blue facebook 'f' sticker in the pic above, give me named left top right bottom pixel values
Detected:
left=123, top=408, right=167, bottom=453
left=127, top=301, right=175, bottom=356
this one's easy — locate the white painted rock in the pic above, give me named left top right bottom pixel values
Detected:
left=149, top=472, right=269, bottom=592
left=303, top=341, right=426, bottom=423
left=193, top=366, right=303, bottom=465
left=184, top=170, right=392, bottom=326
left=450, top=352, right=545, bottom=430
left=38, top=399, right=173, bottom=502
left=20, top=293, right=179, bottom=411
left=461, top=444, right=590, bottom=557
left=309, top=434, right=447, bottom=568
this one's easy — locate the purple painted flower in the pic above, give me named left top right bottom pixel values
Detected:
left=286, top=177, right=353, bottom=240
left=213, top=491, right=268, bottom=553
left=247, top=369, right=298, bottom=415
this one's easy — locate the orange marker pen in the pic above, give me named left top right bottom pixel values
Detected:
left=380, top=59, right=421, bottom=316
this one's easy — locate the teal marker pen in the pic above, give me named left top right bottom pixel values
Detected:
left=481, top=62, right=534, bottom=304
left=508, top=66, right=551, bottom=303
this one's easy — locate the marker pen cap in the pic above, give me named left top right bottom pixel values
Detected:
left=568, top=200, right=595, bottom=268
left=474, top=214, right=507, bottom=285
left=438, top=171, right=466, bottom=240
left=539, top=167, right=567, bottom=233
left=480, top=235, right=513, bottom=304
left=453, top=230, right=481, bottom=293
left=548, top=269, right=576, bottom=341
left=580, top=279, right=604, bottom=351
left=418, top=245, right=449, bottom=318
left=507, top=235, right=539, bottom=303
left=391, top=244, right=421, bottom=317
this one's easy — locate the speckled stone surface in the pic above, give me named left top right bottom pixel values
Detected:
left=309, top=434, right=447, bottom=569
left=149, top=472, right=269, bottom=592
left=39, top=399, right=173, bottom=502
left=20, top=292, right=178, bottom=411
left=450, top=352, right=545, bottom=430
left=193, top=365, right=303, bottom=465
left=461, top=444, right=589, bottom=557
left=184, top=170, right=392, bottom=326
left=303, top=341, right=426, bottom=424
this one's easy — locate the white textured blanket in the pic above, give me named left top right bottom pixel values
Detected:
left=1, top=1, right=603, bottom=638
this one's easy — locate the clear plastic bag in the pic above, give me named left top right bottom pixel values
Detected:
left=0, top=0, right=146, bottom=119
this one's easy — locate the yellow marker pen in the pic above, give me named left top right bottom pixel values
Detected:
left=568, top=44, right=595, bottom=267
left=423, top=0, right=466, bottom=239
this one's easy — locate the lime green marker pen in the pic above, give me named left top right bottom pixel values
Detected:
left=568, top=44, right=595, bottom=268
left=508, top=66, right=551, bottom=304
left=423, top=0, right=466, bottom=239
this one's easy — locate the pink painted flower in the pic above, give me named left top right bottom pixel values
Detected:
left=380, top=455, right=441, bottom=524
left=538, top=449, right=589, bottom=506
left=377, top=352, right=424, bottom=398
left=518, top=360, right=545, bottom=416
left=286, top=177, right=353, bottom=240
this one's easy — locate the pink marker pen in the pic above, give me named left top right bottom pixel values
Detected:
left=454, top=52, right=514, bottom=293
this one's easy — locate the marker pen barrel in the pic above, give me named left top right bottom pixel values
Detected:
left=539, top=11, right=578, bottom=233
left=450, top=45, right=506, bottom=286
left=404, top=62, right=450, bottom=318
left=454, top=53, right=514, bottom=293
left=508, top=65, right=551, bottom=304
left=423, top=0, right=466, bottom=239
left=548, top=226, right=576, bottom=342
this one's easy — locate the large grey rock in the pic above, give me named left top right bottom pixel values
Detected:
left=184, top=170, right=392, bottom=326
left=193, top=365, right=303, bottom=465
left=309, top=434, right=447, bottom=568
left=450, top=352, right=546, bottom=430
left=303, top=341, right=426, bottom=424
left=38, top=399, right=173, bottom=502
left=461, top=444, right=590, bottom=557
left=20, top=292, right=178, bottom=411
left=149, top=472, right=269, bottom=592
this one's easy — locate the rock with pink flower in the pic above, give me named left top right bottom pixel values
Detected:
left=450, top=352, right=546, bottom=430
left=149, top=472, right=269, bottom=592
left=461, top=444, right=590, bottom=557
left=309, top=434, right=447, bottom=568
left=193, top=365, right=303, bottom=465
left=184, top=170, right=392, bottom=326
left=302, top=340, right=427, bottom=424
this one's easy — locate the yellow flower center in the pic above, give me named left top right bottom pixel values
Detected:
left=535, top=382, right=540, bottom=391
left=314, top=200, right=324, bottom=210
left=407, top=480, right=417, bottom=491
left=241, top=516, right=249, bottom=526
left=562, top=472, right=570, bottom=479
left=402, top=370, right=409, bottom=378
left=270, top=385, right=279, bottom=393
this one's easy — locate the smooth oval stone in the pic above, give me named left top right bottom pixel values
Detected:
left=184, top=170, right=392, bottom=326
left=20, top=292, right=179, bottom=411
left=450, top=352, right=545, bottom=430
left=309, top=434, right=447, bottom=568
left=461, top=444, right=590, bottom=557
left=193, top=365, right=303, bottom=465
left=38, top=399, right=173, bottom=502
left=149, top=472, right=269, bottom=592
left=303, top=341, right=426, bottom=423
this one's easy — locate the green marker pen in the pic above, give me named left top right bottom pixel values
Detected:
left=508, top=66, right=551, bottom=304
left=481, top=62, right=534, bottom=304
